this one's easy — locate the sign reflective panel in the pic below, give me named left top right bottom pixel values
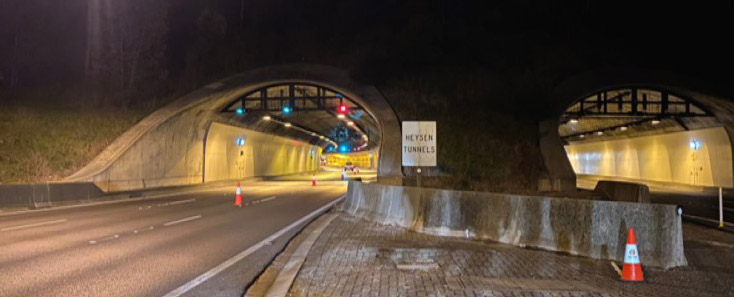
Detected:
left=402, top=121, right=437, bottom=166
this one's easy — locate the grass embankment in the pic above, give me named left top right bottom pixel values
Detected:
left=0, top=105, right=147, bottom=183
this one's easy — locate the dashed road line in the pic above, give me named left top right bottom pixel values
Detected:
left=1, top=219, right=68, bottom=232
left=169, top=198, right=196, bottom=206
left=133, top=226, right=156, bottom=234
left=89, top=234, right=120, bottom=245
left=260, top=196, right=276, bottom=203
left=163, top=215, right=202, bottom=227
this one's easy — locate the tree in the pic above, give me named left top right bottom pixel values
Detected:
left=85, top=0, right=169, bottom=107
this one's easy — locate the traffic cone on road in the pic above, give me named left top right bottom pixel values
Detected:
left=234, top=182, right=242, bottom=207
left=621, top=228, right=644, bottom=281
left=312, top=174, right=316, bottom=187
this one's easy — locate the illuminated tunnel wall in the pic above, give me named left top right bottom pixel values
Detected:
left=204, top=122, right=321, bottom=182
left=323, top=151, right=378, bottom=169
left=565, top=127, right=733, bottom=187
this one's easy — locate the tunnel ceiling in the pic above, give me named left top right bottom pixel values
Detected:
left=219, top=83, right=379, bottom=152
left=559, top=87, right=720, bottom=143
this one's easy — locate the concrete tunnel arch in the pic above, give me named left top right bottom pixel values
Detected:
left=65, top=64, right=403, bottom=191
left=539, top=68, right=734, bottom=191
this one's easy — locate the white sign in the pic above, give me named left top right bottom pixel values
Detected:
left=402, top=121, right=437, bottom=166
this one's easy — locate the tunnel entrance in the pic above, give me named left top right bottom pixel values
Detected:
left=221, top=83, right=378, bottom=153
left=558, top=87, right=734, bottom=189
left=66, top=65, right=402, bottom=190
left=205, top=82, right=383, bottom=183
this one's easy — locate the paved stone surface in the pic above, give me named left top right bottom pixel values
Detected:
left=286, top=214, right=734, bottom=297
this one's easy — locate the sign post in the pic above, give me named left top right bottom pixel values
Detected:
left=402, top=121, right=437, bottom=187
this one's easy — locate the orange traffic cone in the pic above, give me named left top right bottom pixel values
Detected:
left=621, top=228, right=644, bottom=281
left=234, top=182, right=242, bottom=207
left=312, top=174, right=316, bottom=187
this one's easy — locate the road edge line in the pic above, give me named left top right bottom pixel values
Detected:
left=263, top=213, right=339, bottom=297
left=160, top=194, right=345, bottom=297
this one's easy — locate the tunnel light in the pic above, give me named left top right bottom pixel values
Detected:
left=311, top=132, right=317, bottom=136
left=235, top=137, right=245, bottom=146
left=596, top=131, right=603, bottom=136
left=689, top=139, right=701, bottom=150
left=651, top=119, right=661, bottom=125
left=337, top=114, right=345, bottom=119
left=262, top=115, right=271, bottom=121
left=347, top=121, right=354, bottom=126
left=579, top=134, right=585, bottom=139
left=282, top=106, right=292, bottom=114
left=568, top=118, right=578, bottom=124
left=620, top=126, right=628, bottom=131
left=235, top=107, right=244, bottom=115
left=284, top=122, right=292, bottom=127
left=319, top=135, right=325, bottom=139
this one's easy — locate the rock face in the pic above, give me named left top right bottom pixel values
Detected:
left=341, top=181, right=687, bottom=269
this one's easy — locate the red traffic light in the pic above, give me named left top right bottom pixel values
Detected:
left=338, top=105, right=348, bottom=113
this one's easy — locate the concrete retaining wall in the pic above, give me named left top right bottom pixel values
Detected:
left=341, top=181, right=687, bottom=268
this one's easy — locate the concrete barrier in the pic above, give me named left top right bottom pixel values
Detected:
left=593, top=180, right=650, bottom=203
left=0, top=182, right=105, bottom=209
left=341, top=181, right=687, bottom=268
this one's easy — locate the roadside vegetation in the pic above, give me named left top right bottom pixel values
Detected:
left=0, top=88, right=149, bottom=183
left=381, top=69, right=547, bottom=193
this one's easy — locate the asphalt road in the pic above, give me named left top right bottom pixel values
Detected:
left=0, top=180, right=347, bottom=297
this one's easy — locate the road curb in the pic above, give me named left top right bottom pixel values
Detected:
left=261, top=213, right=338, bottom=297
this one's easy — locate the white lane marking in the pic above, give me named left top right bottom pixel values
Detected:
left=133, top=226, right=156, bottom=235
left=691, top=239, right=734, bottom=249
left=89, top=234, right=121, bottom=245
left=259, top=196, right=276, bottom=203
left=169, top=199, right=196, bottom=206
left=163, top=215, right=202, bottom=227
left=160, top=195, right=345, bottom=297
left=1, top=219, right=68, bottom=232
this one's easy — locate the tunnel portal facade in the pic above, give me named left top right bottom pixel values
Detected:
left=65, top=65, right=402, bottom=191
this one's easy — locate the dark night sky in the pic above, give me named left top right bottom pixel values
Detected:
left=0, top=1, right=732, bottom=97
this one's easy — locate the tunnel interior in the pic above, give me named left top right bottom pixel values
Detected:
left=221, top=83, right=379, bottom=153
left=558, top=86, right=734, bottom=188
left=209, top=82, right=381, bottom=180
